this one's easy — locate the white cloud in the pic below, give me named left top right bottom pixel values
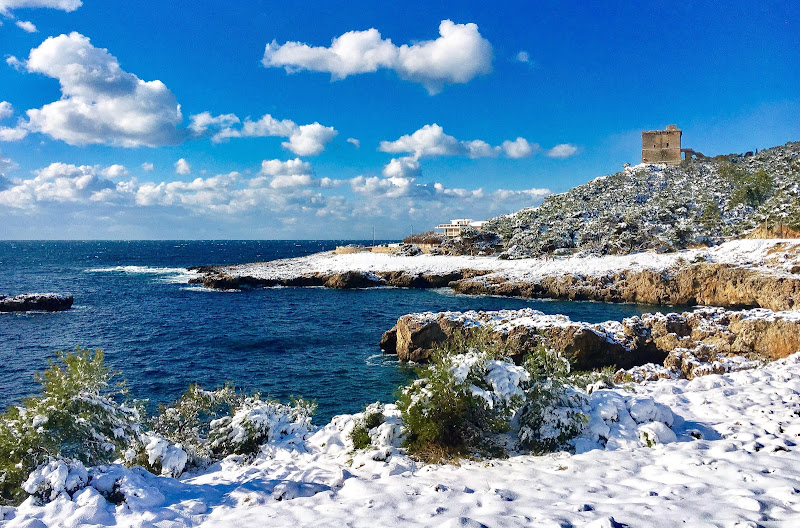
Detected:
left=515, top=50, right=530, bottom=63
left=15, top=20, right=37, bottom=32
left=346, top=137, right=360, bottom=148
left=281, top=123, right=337, bottom=156
left=0, top=101, right=29, bottom=141
left=174, top=158, right=191, bottom=175
left=0, top=150, right=17, bottom=176
left=262, top=19, right=493, bottom=94
left=188, top=111, right=239, bottom=136
left=5, top=56, right=25, bottom=71
left=0, top=162, right=119, bottom=208
left=15, top=32, right=183, bottom=147
left=381, top=156, right=420, bottom=179
left=547, top=143, right=579, bottom=158
left=0, top=101, right=13, bottom=120
left=0, top=1, right=81, bottom=14
left=379, top=124, right=463, bottom=157
left=101, top=164, right=127, bottom=179
left=502, top=137, right=538, bottom=159
left=141, top=162, right=154, bottom=171
left=260, top=158, right=312, bottom=177
left=379, top=124, right=540, bottom=167
left=197, top=112, right=337, bottom=156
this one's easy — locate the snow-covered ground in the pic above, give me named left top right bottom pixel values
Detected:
left=217, top=239, right=800, bottom=283
left=5, top=354, right=800, bottom=527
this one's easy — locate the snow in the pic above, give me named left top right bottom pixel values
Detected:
left=5, top=354, right=800, bottom=526
left=211, top=238, right=800, bottom=286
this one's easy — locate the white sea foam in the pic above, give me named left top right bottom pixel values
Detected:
left=86, top=266, right=200, bottom=284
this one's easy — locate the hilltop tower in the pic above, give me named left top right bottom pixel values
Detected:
left=642, top=125, right=682, bottom=165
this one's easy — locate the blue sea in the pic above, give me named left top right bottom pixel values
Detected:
left=1, top=241, right=677, bottom=423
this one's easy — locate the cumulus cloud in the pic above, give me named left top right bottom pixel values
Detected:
left=0, top=162, right=120, bottom=208
left=547, top=143, right=579, bottom=158
left=7, top=32, right=183, bottom=147
left=379, top=124, right=538, bottom=164
left=0, top=102, right=13, bottom=120
left=515, top=50, right=530, bottom=63
left=188, top=111, right=239, bottom=136
left=0, top=0, right=81, bottom=13
left=262, top=20, right=493, bottom=94
left=260, top=158, right=312, bottom=177
left=346, top=137, right=360, bottom=148
left=15, top=20, right=37, bottom=32
left=502, top=137, right=539, bottom=158
left=101, top=164, right=127, bottom=179
left=382, top=156, right=420, bottom=179
left=141, top=162, right=154, bottom=171
left=0, top=101, right=28, bottom=141
left=194, top=112, right=337, bottom=156
left=174, top=158, right=191, bottom=175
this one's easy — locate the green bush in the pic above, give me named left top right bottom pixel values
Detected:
left=146, top=384, right=240, bottom=468
left=397, top=330, right=517, bottom=462
left=349, top=403, right=386, bottom=450
left=208, top=396, right=315, bottom=459
left=0, top=348, right=142, bottom=505
left=516, top=347, right=587, bottom=453
left=726, top=166, right=774, bottom=208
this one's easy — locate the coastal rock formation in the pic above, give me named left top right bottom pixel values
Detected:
left=191, top=268, right=490, bottom=291
left=450, top=263, right=800, bottom=311
left=0, top=293, right=74, bottom=312
left=380, top=307, right=800, bottom=372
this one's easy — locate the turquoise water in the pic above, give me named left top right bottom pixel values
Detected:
left=1, top=241, right=677, bottom=423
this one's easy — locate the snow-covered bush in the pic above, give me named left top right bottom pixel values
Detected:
left=147, top=385, right=315, bottom=468
left=349, top=402, right=386, bottom=450
left=0, top=348, right=142, bottom=505
left=399, top=330, right=532, bottom=461
left=146, top=384, right=240, bottom=469
left=21, top=458, right=89, bottom=504
left=208, top=396, right=315, bottom=458
left=516, top=348, right=587, bottom=453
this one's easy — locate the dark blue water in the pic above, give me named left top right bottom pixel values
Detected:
left=1, top=241, right=677, bottom=423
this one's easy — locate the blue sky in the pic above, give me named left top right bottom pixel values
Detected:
left=0, top=0, right=798, bottom=239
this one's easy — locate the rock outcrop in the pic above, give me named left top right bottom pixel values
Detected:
left=0, top=293, right=74, bottom=312
left=450, top=263, right=800, bottom=311
left=380, top=307, right=800, bottom=373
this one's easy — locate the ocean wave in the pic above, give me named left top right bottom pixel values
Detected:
left=86, top=266, right=200, bottom=284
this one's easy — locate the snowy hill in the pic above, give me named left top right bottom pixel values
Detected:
left=486, top=142, right=800, bottom=256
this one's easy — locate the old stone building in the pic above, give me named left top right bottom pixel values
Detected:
left=642, top=125, right=682, bottom=165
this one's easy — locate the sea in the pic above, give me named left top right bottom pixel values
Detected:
left=1, top=240, right=679, bottom=423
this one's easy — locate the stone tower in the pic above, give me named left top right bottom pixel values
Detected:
left=642, top=125, right=682, bottom=165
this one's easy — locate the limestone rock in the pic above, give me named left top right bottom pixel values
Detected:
left=0, top=293, right=73, bottom=312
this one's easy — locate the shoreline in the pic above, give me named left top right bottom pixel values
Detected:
left=192, top=238, right=800, bottom=310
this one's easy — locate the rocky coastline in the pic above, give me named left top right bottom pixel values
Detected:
left=379, top=306, right=800, bottom=378
left=0, top=293, right=74, bottom=312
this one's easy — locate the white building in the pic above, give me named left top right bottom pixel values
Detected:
left=435, top=218, right=487, bottom=238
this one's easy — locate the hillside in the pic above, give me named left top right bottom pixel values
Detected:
left=485, top=141, right=800, bottom=257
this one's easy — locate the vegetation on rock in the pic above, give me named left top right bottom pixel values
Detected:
left=484, top=142, right=800, bottom=256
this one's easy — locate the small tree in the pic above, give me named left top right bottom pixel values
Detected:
left=0, top=349, right=142, bottom=505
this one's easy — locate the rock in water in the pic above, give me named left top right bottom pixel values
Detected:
left=0, top=293, right=74, bottom=312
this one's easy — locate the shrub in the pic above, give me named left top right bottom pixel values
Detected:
left=349, top=402, right=386, bottom=450
left=208, top=396, right=315, bottom=458
left=0, top=348, right=142, bottom=505
left=148, top=386, right=315, bottom=467
left=403, top=230, right=443, bottom=245
left=728, top=167, right=774, bottom=208
left=515, top=347, right=587, bottom=453
left=397, top=330, right=526, bottom=462
left=146, top=384, right=240, bottom=469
